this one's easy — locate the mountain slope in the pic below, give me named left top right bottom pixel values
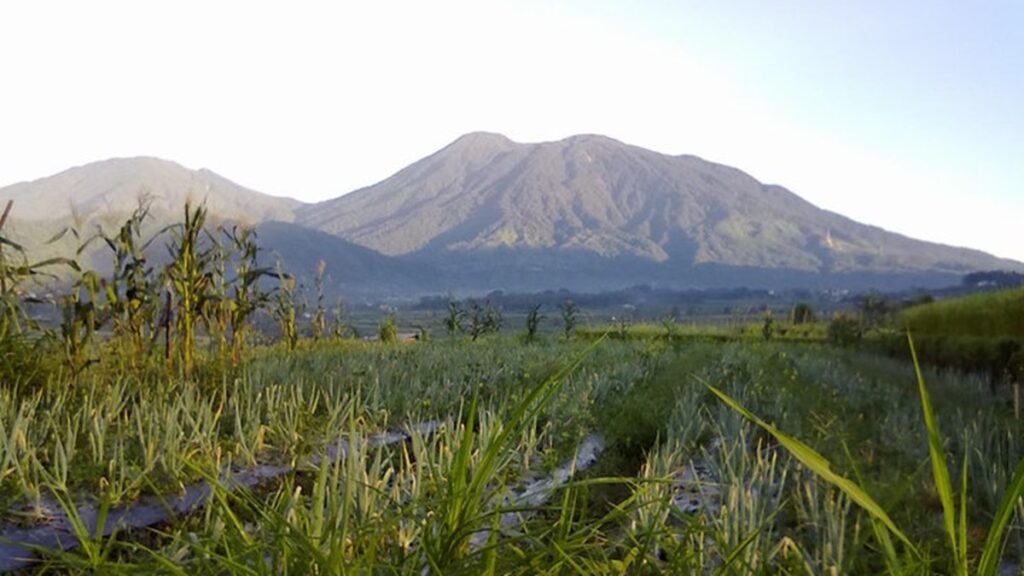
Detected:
left=298, top=133, right=1019, bottom=287
left=253, top=221, right=437, bottom=299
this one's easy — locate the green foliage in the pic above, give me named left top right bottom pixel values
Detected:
left=660, top=310, right=678, bottom=338
left=860, top=291, right=890, bottom=330
left=525, top=303, right=544, bottom=342
left=312, top=259, right=327, bottom=340
left=0, top=334, right=1021, bottom=573
left=164, top=202, right=217, bottom=374
left=222, top=225, right=272, bottom=365
left=792, top=302, right=815, bottom=325
left=466, top=299, right=501, bottom=340
left=444, top=294, right=464, bottom=338
left=95, top=201, right=162, bottom=363
left=378, top=312, right=398, bottom=344
left=762, top=311, right=774, bottom=341
left=560, top=299, right=579, bottom=341
left=901, top=287, right=1024, bottom=339
left=828, top=312, right=863, bottom=346
left=709, top=335, right=1024, bottom=576
left=272, top=270, right=299, bottom=350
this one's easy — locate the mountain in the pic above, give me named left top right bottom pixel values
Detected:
left=298, top=132, right=1021, bottom=291
left=0, top=157, right=437, bottom=297
left=0, top=156, right=301, bottom=224
left=2, top=140, right=1019, bottom=296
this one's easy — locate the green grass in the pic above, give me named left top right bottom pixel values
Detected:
left=0, top=333, right=1022, bottom=573
left=900, top=287, right=1024, bottom=339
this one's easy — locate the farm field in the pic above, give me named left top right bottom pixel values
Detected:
left=1, top=203, right=1023, bottom=574
left=1, top=333, right=1022, bottom=574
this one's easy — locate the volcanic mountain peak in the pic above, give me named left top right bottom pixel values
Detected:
left=297, top=132, right=1021, bottom=281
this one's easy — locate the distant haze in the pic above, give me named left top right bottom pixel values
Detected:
left=0, top=1, right=1021, bottom=262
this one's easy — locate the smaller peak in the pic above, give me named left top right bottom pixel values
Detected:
left=450, top=131, right=516, bottom=146
left=541, top=134, right=627, bottom=151
left=563, top=133, right=619, bottom=143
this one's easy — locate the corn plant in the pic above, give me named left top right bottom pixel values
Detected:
left=94, top=201, right=161, bottom=363
left=221, top=225, right=273, bottom=365
left=661, top=310, right=678, bottom=339
left=199, top=227, right=231, bottom=361
left=60, top=269, right=104, bottom=374
left=560, top=299, right=579, bottom=341
left=271, top=267, right=298, bottom=350
left=164, top=202, right=217, bottom=374
left=0, top=200, right=76, bottom=335
left=525, top=303, right=544, bottom=342
left=445, top=294, right=464, bottom=338
left=482, top=300, right=502, bottom=335
left=329, top=297, right=355, bottom=340
left=312, top=260, right=327, bottom=341
left=378, top=313, right=398, bottom=344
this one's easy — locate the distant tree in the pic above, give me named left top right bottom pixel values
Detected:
left=481, top=300, right=502, bottom=335
left=560, top=300, right=579, bottom=341
left=762, top=312, right=774, bottom=341
left=378, top=313, right=398, bottom=344
left=467, top=299, right=484, bottom=341
left=859, top=291, right=889, bottom=329
left=792, top=302, right=815, bottom=325
left=444, top=295, right=464, bottom=338
left=828, top=313, right=862, bottom=346
left=661, top=310, right=678, bottom=338
left=963, top=271, right=1024, bottom=289
left=525, top=303, right=544, bottom=342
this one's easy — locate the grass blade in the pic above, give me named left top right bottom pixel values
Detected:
left=704, top=382, right=919, bottom=558
left=908, top=332, right=961, bottom=572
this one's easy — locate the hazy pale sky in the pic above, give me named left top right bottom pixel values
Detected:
left=1, top=1, right=1021, bottom=261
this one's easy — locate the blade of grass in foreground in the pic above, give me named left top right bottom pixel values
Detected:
left=703, top=381, right=920, bottom=559
left=908, top=332, right=963, bottom=574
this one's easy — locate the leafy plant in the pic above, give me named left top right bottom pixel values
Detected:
left=828, top=312, right=863, bottom=346
left=525, top=303, right=544, bottom=342
left=95, top=201, right=161, bottom=362
left=222, top=225, right=272, bottom=365
left=792, top=302, right=815, bottom=325
left=378, top=313, right=398, bottom=344
left=560, top=299, right=579, bottom=341
left=762, top=311, right=774, bottom=341
left=482, top=300, right=502, bottom=335
left=444, top=294, right=464, bottom=338
left=660, top=310, right=678, bottom=339
left=164, top=202, right=217, bottom=374
left=272, top=268, right=299, bottom=350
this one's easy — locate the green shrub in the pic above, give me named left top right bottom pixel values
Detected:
left=378, top=313, right=398, bottom=344
left=792, top=302, right=815, bottom=324
left=828, top=313, right=862, bottom=346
